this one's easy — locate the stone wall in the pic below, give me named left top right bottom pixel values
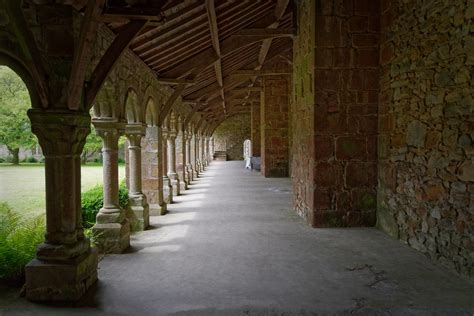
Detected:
left=378, top=0, right=473, bottom=277
left=213, top=114, right=251, bottom=160
left=292, top=0, right=379, bottom=227
left=251, top=101, right=261, bottom=156
left=291, top=0, right=316, bottom=223
left=261, top=76, right=290, bottom=177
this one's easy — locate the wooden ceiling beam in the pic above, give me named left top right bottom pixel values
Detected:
left=68, top=0, right=104, bottom=110
left=205, top=0, right=227, bottom=116
left=160, top=30, right=290, bottom=79
left=157, top=78, right=196, bottom=85
left=86, top=19, right=148, bottom=107
left=158, top=84, right=186, bottom=125
left=234, top=28, right=295, bottom=37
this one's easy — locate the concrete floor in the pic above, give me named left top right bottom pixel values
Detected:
left=1, top=161, right=473, bottom=315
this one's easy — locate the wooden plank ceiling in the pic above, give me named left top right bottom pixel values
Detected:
left=97, top=0, right=293, bottom=125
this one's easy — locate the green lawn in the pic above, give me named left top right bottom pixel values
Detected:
left=0, top=164, right=125, bottom=217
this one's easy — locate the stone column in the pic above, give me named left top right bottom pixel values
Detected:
left=195, top=133, right=202, bottom=175
left=92, top=121, right=130, bottom=254
left=192, top=133, right=200, bottom=178
left=186, top=131, right=194, bottom=182
left=206, top=136, right=211, bottom=164
left=125, top=124, right=149, bottom=231
left=167, top=131, right=180, bottom=196
left=211, top=137, right=215, bottom=160
left=25, top=110, right=98, bottom=302
left=141, top=126, right=167, bottom=215
left=179, top=129, right=189, bottom=190
left=161, top=128, right=173, bottom=203
left=201, top=135, right=207, bottom=168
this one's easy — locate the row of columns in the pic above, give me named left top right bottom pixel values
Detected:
left=24, top=109, right=214, bottom=301
left=91, top=118, right=214, bottom=254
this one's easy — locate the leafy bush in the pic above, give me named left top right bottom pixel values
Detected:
left=0, top=202, right=44, bottom=281
left=81, top=180, right=129, bottom=228
left=0, top=157, right=5, bottom=163
left=25, top=156, right=37, bottom=163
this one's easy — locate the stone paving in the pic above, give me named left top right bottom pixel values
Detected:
left=1, top=161, right=473, bottom=315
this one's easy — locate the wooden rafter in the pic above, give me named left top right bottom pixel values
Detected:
left=102, top=1, right=168, bottom=21
left=158, top=84, right=186, bottom=125
left=234, top=28, right=295, bottom=37
left=68, top=0, right=104, bottom=110
left=157, top=78, right=196, bottom=85
left=243, top=0, right=291, bottom=104
left=86, top=20, right=148, bottom=107
left=205, top=0, right=226, bottom=116
left=160, top=32, right=290, bottom=79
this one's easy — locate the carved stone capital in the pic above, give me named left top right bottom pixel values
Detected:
left=27, top=109, right=91, bottom=157
left=125, top=124, right=146, bottom=148
left=93, top=120, right=125, bottom=151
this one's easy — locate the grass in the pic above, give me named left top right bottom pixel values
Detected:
left=0, top=164, right=125, bottom=217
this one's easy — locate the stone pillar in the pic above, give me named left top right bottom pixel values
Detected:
left=192, top=133, right=200, bottom=178
left=25, top=110, right=98, bottom=301
left=206, top=136, right=211, bottom=164
left=261, top=76, right=289, bottom=177
left=211, top=137, right=215, bottom=160
left=141, top=126, right=167, bottom=215
left=92, top=121, right=130, bottom=253
left=179, top=129, right=189, bottom=190
left=202, top=135, right=208, bottom=167
left=161, top=128, right=173, bottom=203
left=186, top=131, right=194, bottom=182
left=125, top=124, right=149, bottom=231
left=251, top=101, right=261, bottom=157
left=167, top=132, right=180, bottom=196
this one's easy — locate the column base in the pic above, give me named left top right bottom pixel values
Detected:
left=92, top=216, right=130, bottom=254
left=171, top=180, right=180, bottom=196
left=150, top=203, right=167, bottom=216
left=180, top=180, right=188, bottom=191
left=128, top=194, right=149, bottom=231
left=162, top=177, right=173, bottom=204
left=25, top=248, right=98, bottom=302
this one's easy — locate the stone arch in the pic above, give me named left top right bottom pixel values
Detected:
left=124, top=88, right=142, bottom=123
left=92, top=81, right=118, bottom=119
left=145, top=96, right=159, bottom=126
left=0, top=51, right=41, bottom=109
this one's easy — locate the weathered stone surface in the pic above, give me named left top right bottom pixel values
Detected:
left=406, top=120, right=427, bottom=148
left=378, top=0, right=473, bottom=277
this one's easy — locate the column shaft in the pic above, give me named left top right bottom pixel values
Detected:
left=25, top=110, right=97, bottom=302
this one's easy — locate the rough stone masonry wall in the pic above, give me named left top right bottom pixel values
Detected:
left=261, top=76, right=290, bottom=177
left=213, top=114, right=251, bottom=160
left=251, top=100, right=261, bottom=156
left=292, top=0, right=316, bottom=223
left=310, top=0, right=380, bottom=227
left=378, top=0, right=473, bottom=277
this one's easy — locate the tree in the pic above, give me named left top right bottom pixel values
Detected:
left=81, top=125, right=102, bottom=165
left=0, top=66, right=36, bottom=164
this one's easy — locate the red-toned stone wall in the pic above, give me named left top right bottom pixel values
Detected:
left=291, top=0, right=316, bottom=223
left=311, top=0, right=379, bottom=227
left=261, top=76, right=290, bottom=177
left=378, top=0, right=473, bottom=277
left=251, top=100, right=261, bottom=157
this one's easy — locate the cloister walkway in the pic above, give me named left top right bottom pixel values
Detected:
left=1, top=161, right=474, bottom=315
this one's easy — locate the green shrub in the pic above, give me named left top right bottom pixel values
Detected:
left=81, top=180, right=129, bottom=228
left=0, top=157, right=5, bottom=163
left=25, top=156, right=37, bottom=163
left=0, top=202, right=44, bottom=281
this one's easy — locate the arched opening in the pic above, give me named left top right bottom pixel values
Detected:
left=243, top=139, right=252, bottom=169
left=0, top=64, right=44, bottom=283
